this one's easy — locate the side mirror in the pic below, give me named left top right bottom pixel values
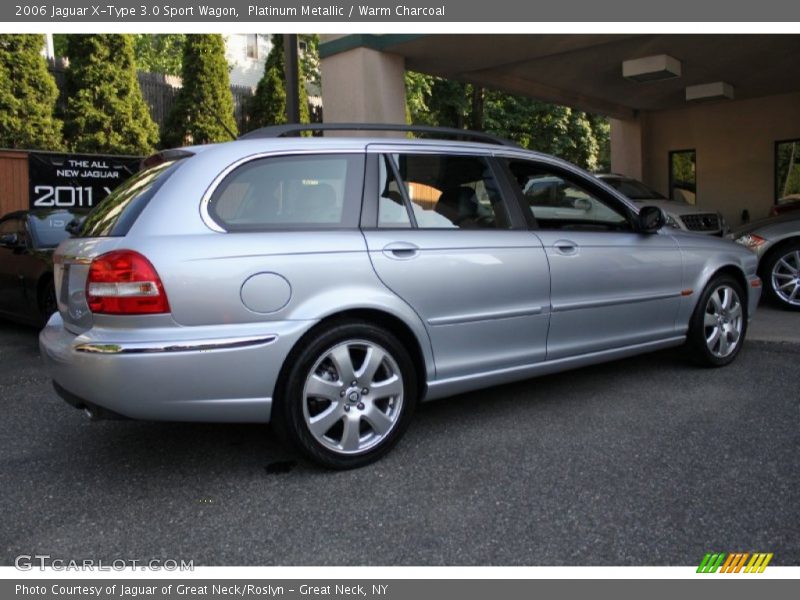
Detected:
left=66, top=217, right=84, bottom=237
left=572, top=197, right=593, bottom=212
left=0, top=233, right=20, bottom=248
left=638, top=206, right=666, bottom=233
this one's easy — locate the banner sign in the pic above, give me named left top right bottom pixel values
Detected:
left=28, top=152, right=141, bottom=210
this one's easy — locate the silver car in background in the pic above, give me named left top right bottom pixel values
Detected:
left=40, top=124, right=761, bottom=469
left=732, top=212, right=800, bottom=310
left=597, top=174, right=728, bottom=236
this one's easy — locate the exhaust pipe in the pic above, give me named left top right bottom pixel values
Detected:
left=54, top=382, right=129, bottom=420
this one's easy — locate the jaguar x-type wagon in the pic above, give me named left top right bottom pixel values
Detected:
left=40, top=124, right=762, bottom=468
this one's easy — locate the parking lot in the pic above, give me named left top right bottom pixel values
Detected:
left=1, top=311, right=798, bottom=566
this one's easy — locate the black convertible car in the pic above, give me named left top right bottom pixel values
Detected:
left=0, top=209, right=86, bottom=326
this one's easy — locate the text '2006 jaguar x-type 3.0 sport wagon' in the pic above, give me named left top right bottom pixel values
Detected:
left=40, top=124, right=762, bottom=469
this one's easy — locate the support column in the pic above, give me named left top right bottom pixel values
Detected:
left=320, top=37, right=406, bottom=128
left=610, top=116, right=644, bottom=180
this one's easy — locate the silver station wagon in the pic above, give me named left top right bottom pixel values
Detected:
left=40, top=124, right=762, bottom=468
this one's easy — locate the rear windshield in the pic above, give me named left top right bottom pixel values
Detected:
left=78, top=159, right=183, bottom=237
left=28, top=211, right=84, bottom=248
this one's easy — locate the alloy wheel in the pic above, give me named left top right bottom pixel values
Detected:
left=703, top=285, right=743, bottom=358
left=770, top=250, right=800, bottom=307
left=302, top=339, right=404, bottom=455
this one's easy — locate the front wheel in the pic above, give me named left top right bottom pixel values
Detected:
left=277, top=321, right=417, bottom=469
left=686, top=275, right=747, bottom=367
left=762, top=242, right=800, bottom=311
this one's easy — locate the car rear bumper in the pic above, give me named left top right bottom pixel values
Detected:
left=39, top=313, right=314, bottom=423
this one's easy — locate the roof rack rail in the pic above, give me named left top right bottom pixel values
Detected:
left=237, top=123, right=519, bottom=147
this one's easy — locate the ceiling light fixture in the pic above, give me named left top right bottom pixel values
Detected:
left=685, top=81, right=735, bottom=101
left=622, top=54, right=682, bottom=82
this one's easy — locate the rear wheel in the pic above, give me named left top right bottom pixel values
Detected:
left=686, top=275, right=746, bottom=367
left=277, top=321, right=417, bottom=469
left=762, top=242, right=800, bottom=311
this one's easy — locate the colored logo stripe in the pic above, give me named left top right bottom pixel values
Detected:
left=697, top=553, right=726, bottom=573
left=697, top=552, right=773, bottom=573
left=745, top=553, right=773, bottom=573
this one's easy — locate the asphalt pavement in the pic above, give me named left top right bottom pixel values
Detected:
left=1, top=311, right=798, bottom=566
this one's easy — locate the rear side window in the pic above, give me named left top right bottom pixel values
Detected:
left=79, top=160, right=183, bottom=238
left=208, top=154, right=365, bottom=231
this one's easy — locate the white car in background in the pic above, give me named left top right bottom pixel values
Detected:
left=596, top=174, right=728, bottom=236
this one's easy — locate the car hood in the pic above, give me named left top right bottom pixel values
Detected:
left=629, top=198, right=716, bottom=216
left=731, top=211, right=800, bottom=237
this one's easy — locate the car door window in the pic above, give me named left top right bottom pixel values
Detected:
left=377, top=155, right=413, bottom=228
left=0, top=218, right=22, bottom=235
left=0, top=218, right=28, bottom=246
left=208, top=154, right=364, bottom=231
left=379, top=153, right=511, bottom=230
left=506, top=160, right=632, bottom=232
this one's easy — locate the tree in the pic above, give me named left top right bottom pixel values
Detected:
left=299, top=34, right=320, bottom=88
left=248, top=34, right=310, bottom=131
left=164, top=34, right=238, bottom=146
left=133, top=34, right=185, bottom=76
left=404, top=71, right=432, bottom=125
left=0, top=34, right=63, bottom=150
left=404, top=70, right=606, bottom=170
left=588, top=114, right=611, bottom=172
left=63, top=34, right=158, bottom=154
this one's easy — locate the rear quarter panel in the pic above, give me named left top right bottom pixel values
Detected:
left=117, top=143, right=437, bottom=382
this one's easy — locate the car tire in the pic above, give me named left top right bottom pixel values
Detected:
left=685, top=274, right=747, bottom=367
left=761, top=241, right=800, bottom=311
left=276, top=320, right=417, bottom=469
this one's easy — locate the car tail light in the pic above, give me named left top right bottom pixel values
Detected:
left=86, top=250, right=170, bottom=314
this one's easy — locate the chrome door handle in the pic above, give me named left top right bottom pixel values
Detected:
left=382, top=241, right=420, bottom=260
left=553, top=239, right=578, bottom=255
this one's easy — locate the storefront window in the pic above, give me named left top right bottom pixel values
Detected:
left=775, top=139, right=800, bottom=202
left=669, top=149, right=696, bottom=205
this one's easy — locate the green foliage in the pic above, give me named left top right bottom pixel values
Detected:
left=248, top=34, right=309, bottom=131
left=133, top=34, right=185, bottom=76
left=484, top=92, right=600, bottom=170
left=404, top=70, right=608, bottom=170
left=0, top=34, right=63, bottom=150
left=53, top=34, right=68, bottom=59
left=299, top=34, right=320, bottom=88
left=63, top=34, right=159, bottom=154
left=671, top=151, right=696, bottom=186
left=588, top=114, right=611, bottom=172
left=404, top=71, right=432, bottom=125
left=164, top=34, right=238, bottom=147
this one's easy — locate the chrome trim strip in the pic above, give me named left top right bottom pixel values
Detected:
left=551, top=291, right=681, bottom=313
left=75, top=335, right=277, bottom=355
left=56, top=255, right=93, bottom=266
left=428, top=305, right=544, bottom=326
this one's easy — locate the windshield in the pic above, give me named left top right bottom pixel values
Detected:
left=603, top=178, right=667, bottom=200
left=28, top=211, right=83, bottom=249
left=78, top=159, right=183, bottom=237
